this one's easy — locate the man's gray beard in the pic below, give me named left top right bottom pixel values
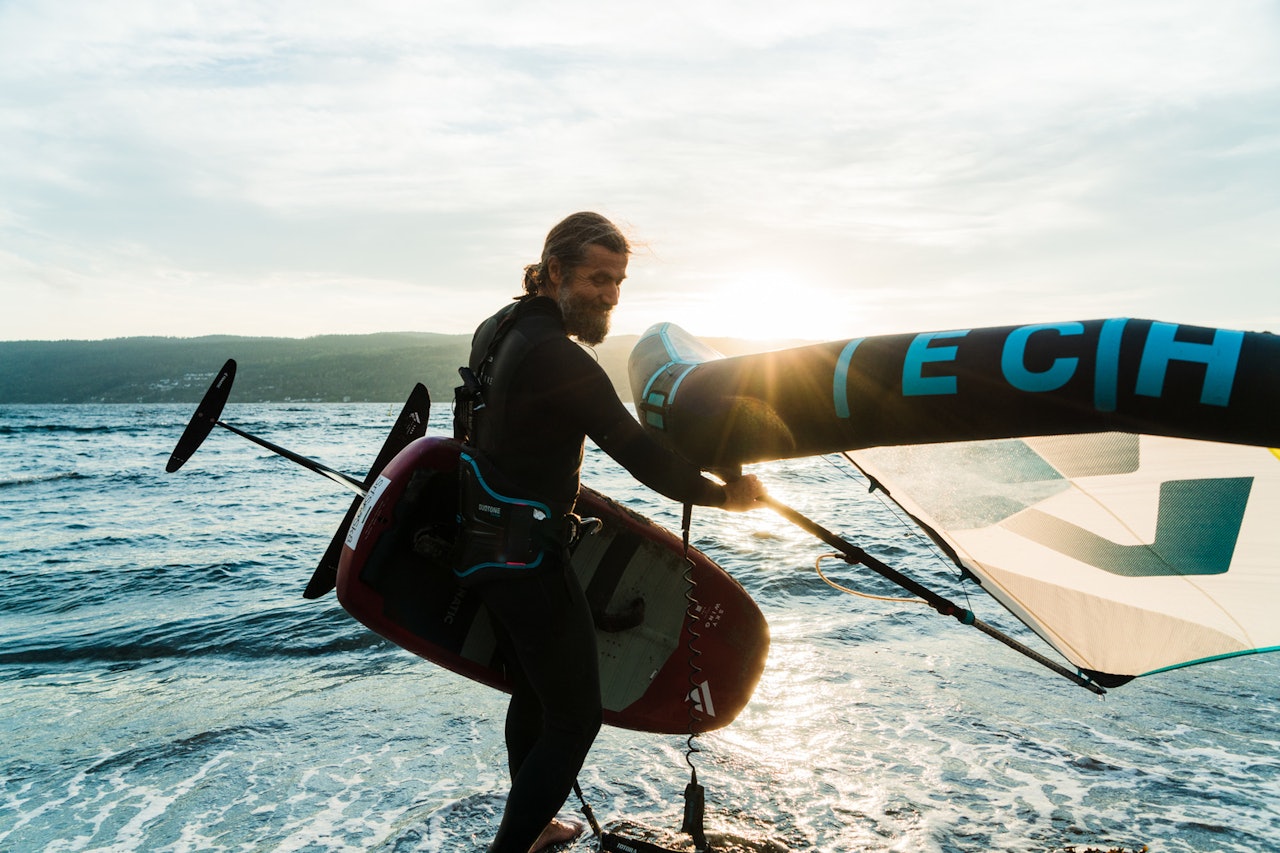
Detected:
left=559, top=290, right=611, bottom=345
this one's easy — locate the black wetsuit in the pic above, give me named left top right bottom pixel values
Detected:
left=462, top=296, right=725, bottom=853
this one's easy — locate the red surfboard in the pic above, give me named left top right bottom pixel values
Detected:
left=337, top=436, right=770, bottom=734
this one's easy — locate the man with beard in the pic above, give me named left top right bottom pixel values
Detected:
left=454, top=212, right=765, bottom=852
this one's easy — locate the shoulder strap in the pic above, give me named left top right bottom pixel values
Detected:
left=471, top=297, right=532, bottom=380
left=455, top=297, right=563, bottom=448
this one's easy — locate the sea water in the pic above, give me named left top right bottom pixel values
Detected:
left=2, top=403, right=1277, bottom=853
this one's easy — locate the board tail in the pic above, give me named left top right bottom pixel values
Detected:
left=303, top=383, right=431, bottom=599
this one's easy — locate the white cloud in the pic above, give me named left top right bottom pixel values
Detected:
left=1, top=0, right=1277, bottom=341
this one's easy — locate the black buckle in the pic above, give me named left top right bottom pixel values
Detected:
left=566, top=514, right=603, bottom=548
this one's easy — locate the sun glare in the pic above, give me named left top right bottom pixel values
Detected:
left=693, top=270, right=839, bottom=343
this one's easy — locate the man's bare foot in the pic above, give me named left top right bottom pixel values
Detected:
left=528, top=817, right=585, bottom=852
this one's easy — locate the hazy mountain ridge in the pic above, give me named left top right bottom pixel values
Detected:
left=0, top=332, right=796, bottom=403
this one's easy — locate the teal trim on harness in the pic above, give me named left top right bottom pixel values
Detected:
left=460, top=450, right=552, bottom=518
left=454, top=548, right=546, bottom=579
left=454, top=450, right=553, bottom=580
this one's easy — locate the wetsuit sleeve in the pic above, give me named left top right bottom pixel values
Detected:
left=593, top=412, right=727, bottom=507
left=535, top=339, right=727, bottom=507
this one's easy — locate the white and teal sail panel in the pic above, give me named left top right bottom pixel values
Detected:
left=852, top=434, right=1280, bottom=683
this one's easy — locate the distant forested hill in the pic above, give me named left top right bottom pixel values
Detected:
left=0, top=332, right=783, bottom=403
left=0, top=333, right=471, bottom=403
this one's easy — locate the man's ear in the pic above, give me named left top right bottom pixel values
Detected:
left=544, top=256, right=562, bottom=297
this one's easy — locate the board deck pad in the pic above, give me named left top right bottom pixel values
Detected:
left=337, top=436, right=770, bottom=734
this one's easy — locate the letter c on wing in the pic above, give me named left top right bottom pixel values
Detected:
left=1002, top=322, right=1084, bottom=393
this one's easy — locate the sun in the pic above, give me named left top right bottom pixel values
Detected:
left=622, top=266, right=866, bottom=345
left=693, top=270, right=832, bottom=343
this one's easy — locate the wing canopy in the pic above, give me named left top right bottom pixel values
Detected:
left=853, top=434, right=1280, bottom=680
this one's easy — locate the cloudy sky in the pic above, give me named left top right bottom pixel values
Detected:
left=2, top=1, right=1277, bottom=343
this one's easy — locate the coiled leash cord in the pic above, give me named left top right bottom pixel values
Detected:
left=592, top=503, right=712, bottom=853
left=679, top=502, right=710, bottom=853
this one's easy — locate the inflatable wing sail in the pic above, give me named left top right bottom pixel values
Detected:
left=629, top=319, right=1280, bottom=684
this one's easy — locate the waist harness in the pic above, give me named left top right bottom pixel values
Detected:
left=453, top=448, right=563, bottom=584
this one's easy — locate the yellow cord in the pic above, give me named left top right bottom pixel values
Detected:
left=814, top=553, right=922, bottom=604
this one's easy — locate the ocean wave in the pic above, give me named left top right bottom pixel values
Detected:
left=0, top=423, right=152, bottom=436
left=0, top=471, right=89, bottom=489
left=49, top=721, right=289, bottom=785
left=0, top=606, right=392, bottom=668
